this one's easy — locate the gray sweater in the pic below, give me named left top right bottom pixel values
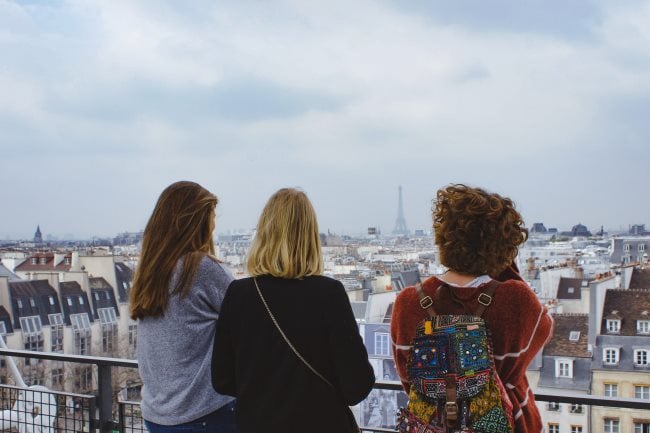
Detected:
left=137, top=256, right=235, bottom=425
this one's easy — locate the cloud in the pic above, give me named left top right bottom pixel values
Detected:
left=1, top=0, right=649, bottom=238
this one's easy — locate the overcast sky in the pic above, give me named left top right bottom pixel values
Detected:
left=1, top=0, right=649, bottom=239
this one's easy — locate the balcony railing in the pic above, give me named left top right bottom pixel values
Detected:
left=1, top=348, right=649, bottom=433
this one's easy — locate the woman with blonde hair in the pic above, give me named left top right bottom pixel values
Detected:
left=130, top=181, right=236, bottom=433
left=212, top=188, right=374, bottom=433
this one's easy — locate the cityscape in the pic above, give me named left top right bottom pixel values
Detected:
left=1, top=190, right=649, bottom=432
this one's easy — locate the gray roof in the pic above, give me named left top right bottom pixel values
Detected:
left=593, top=335, right=650, bottom=371
left=0, top=261, right=21, bottom=282
left=538, top=356, right=591, bottom=391
left=350, top=301, right=367, bottom=320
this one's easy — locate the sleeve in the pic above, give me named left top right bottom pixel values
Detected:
left=327, top=281, right=376, bottom=405
left=492, top=282, right=553, bottom=387
left=390, top=288, right=417, bottom=392
left=211, top=282, right=237, bottom=396
left=199, top=258, right=235, bottom=313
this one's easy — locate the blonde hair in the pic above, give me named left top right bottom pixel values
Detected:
left=130, top=181, right=217, bottom=320
left=247, top=188, right=323, bottom=279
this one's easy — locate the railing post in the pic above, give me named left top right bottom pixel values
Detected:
left=98, top=363, right=114, bottom=433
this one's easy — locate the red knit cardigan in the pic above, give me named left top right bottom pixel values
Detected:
left=390, top=272, right=553, bottom=433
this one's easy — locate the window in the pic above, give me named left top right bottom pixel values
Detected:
left=79, top=296, right=84, bottom=305
left=624, top=244, right=631, bottom=252
left=49, top=296, right=55, bottom=305
left=606, top=320, right=621, bottom=334
left=570, top=404, right=583, bottom=414
left=31, top=258, right=38, bottom=265
left=556, top=359, right=572, bottom=378
left=548, top=423, right=559, bottom=433
left=64, top=257, right=71, bottom=265
left=605, top=383, right=618, bottom=397
left=635, top=385, right=650, bottom=399
left=638, top=320, right=650, bottom=335
left=128, top=323, right=138, bottom=350
left=568, top=287, right=575, bottom=294
left=17, top=299, right=23, bottom=309
left=604, top=348, right=619, bottom=365
left=39, top=257, right=47, bottom=265
left=20, top=316, right=44, bottom=365
left=67, top=298, right=72, bottom=306
left=604, top=418, right=620, bottom=433
left=375, top=332, right=390, bottom=356
left=29, top=298, right=36, bottom=307
left=75, top=366, right=93, bottom=391
left=70, top=313, right=91, bottom=355
left=571, top=426, right=583, bottom=433
left=640, top=244, right=647, bottom=252
left=0, top=322, right=7, bottom=343
left=98, top=307, right=117, bottom=353
left=635, top=422, right=650, bottom=433
left=547, top=402, right=560, bottom=411
left=635, top=350, right=650, bottom=367
left=95, top=292, right=100, bottom=300
left=51, top=368, right=64, bottom=388
left=20, top=315, right=43, bottom=335
left=569, top=331, right=580, bottom=341
left=49, top=313, right=64, bottom=353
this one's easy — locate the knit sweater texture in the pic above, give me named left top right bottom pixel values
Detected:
left=212, top=275, right=375, bottom=433
left=137, top=256, right=235, bottom=425
left=391, top=274, right=553, bottom=433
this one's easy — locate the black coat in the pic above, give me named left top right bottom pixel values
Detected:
left=212, top=275, right=375, bottom=433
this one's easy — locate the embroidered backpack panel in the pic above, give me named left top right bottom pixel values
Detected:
left=398, top=314, right=514, bottom=433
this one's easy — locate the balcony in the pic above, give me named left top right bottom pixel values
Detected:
left=1, top=348, right=650, bottom=433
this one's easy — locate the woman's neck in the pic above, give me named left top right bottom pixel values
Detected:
left=441, top=270, right=481, bottom=286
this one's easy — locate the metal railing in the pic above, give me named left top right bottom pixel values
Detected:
left=2, top=349, right=650, bottom=433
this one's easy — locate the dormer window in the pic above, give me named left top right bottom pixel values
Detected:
left=67, top=298, right=72, bottom=306
left=634, top=350, right=649, bottom=367
left=79, top=296, right=84, bottom=305
left=31, top=258, right=38, bottom=265
left=624, top=244, right=631, bottom=252
left=640, top=244, right=646, bottom=252
left=40, top=257, right=47, bottom=265
left=17, top=299, right=23, bottom=309
left=49, top=296, right=55, bottom=305
left=556, top=359, right=573, bottom=378
left=604, top=348, right=619, bottom=366
left=568, top=287, right=575, bottom=294
left=29, top=298, right=36, bottom=307
left=569, top=331, right=581, bottom=341
left=607, top=319, right=621, bottom=334
left=638, top=320, right=650, bottom=335
left=64, top=257, right=71, bottom=265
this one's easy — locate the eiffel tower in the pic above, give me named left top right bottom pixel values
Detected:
left=392, top=185, right=409, bottom=236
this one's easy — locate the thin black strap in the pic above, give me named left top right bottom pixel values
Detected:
left=254, top=278, right=335, bottom=388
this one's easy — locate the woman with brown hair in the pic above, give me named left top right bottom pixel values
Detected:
left=211, top=188, right=375, bottom=433
left=391, top=184, right=553, bottom=433
left=130, top=181, right=236, bottom=433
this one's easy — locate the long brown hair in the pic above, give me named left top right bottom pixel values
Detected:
left=130, top=181, right=218, bottom=319
left=247, top=188, right=323, bottom=279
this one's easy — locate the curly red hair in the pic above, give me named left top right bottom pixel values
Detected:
left=433, top=184, right=528, bottom=276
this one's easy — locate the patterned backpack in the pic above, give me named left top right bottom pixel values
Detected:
left=397, top=281, right=514, bottom=433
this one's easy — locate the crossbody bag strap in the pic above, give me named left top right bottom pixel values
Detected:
left=254, top=277, right=334, bottom=388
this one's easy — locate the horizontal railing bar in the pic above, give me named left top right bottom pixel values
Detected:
left=371, top=381, right=650, bottom=410
left=0, top=382, right=96, bottom=399
left=1, top=350, right=648, bottom=412
left=0, top=348, right=138, bottom=368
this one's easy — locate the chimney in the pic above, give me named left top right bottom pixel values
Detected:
left=575, top=266, right=584, bottom=280
left=0, top=276, right=10, bottom=312
left=70, top=251, right=81, bottom=272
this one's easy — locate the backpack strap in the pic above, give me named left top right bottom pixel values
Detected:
left=473, top=279, right=499, bottom=317
left=415, top=283, right=437, bottom=316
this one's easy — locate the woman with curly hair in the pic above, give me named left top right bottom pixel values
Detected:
left=391, top=184, right=552, bottom=433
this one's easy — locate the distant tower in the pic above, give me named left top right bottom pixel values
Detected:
left=34, top=225, right=43, bottom=244
left=392, top=186, right=409, bottom=236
